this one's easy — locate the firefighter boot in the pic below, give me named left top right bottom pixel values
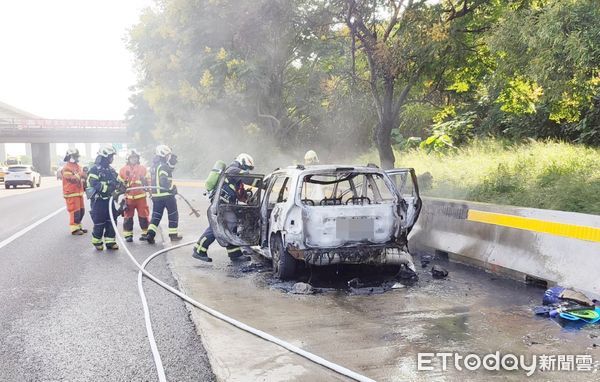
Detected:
left=169, top=233, right=183, bottom=242
left=146, top=231, right=156, bottom=244
left=192, top=246, right=213, bottom=262
left=228, top=247, right=251, bottom=262
left=106, top=242, right=119, bottom=250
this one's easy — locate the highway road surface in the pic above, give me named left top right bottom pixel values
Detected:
left=0, top=179, right=214, bottom=381
left=0, top=179, right=598, bottom=382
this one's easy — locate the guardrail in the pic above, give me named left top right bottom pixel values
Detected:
left=409, top=197, right=600, bottom=299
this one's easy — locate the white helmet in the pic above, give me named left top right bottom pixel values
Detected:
left=64, top=148, right=80, bottom=162
left=236, top=153, right=255, bottom=170
left=156, top=144, right=172, bottom=157
left=98, top=145, right=116, bottom=158
left=304, top=150, right=319, bottom=165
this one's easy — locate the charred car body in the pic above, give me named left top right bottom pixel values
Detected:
left=208, top=165, right=422, bottom=279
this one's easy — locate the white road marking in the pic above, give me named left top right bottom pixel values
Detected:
left=0, top=207, right=66, bottom=250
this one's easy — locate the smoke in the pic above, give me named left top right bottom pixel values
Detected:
left=127, top=0, right=380, bottom=178
left=147, top=111, right=377, bottom=179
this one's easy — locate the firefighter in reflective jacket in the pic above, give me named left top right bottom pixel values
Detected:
left=86, top=145, right=122, bottom=251
left=62, top=148, right=87, bottom=235
left=191, top=153, right=255, bottom=263
left=118, top=149, right=150, bottom=242
left=146, top=145, right=182, bottom=244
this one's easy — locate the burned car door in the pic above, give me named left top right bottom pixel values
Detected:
left=385, top=168, right=422, bottom=234
left=208, top=173, right=264, bottom=247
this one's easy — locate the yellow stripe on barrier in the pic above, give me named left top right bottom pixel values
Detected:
left=467, top=209, right=600, bottom=243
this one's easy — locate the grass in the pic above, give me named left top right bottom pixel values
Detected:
left=359, top=139, right=600, bottom=215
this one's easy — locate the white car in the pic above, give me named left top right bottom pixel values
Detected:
left=4, top=165, right=41, bottom=189
left=208, top=164, right=422, bottom=279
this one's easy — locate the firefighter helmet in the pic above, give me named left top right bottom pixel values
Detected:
left=304, top=150, right=319, bottom=165
left=127, top=149, right=141, bottom=161
left=236, top=153, right=255, bottom=170
left=98, top=145, right=116, bottom=158
left=64, top=148, right=80, bottom=162
left=155, top=145, right=172, bottom=157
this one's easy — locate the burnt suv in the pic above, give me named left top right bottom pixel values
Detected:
left=208, top=165, right=422, bottom=279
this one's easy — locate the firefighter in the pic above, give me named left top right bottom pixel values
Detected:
left=87, top=145, right=122, bottom=251
left=61, top=148, right=87, bottom=235
left=146, top=145, right=182, bottom=244
left=118, top=149, right=150, bottom=242
left=304, top=150, right=319, bottom=165
left=192, top=153, right=255, bottom=263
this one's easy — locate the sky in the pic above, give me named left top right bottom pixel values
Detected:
left=0, top=0, right=151, bottom=120
left=0, top=0, right=151, bottom=157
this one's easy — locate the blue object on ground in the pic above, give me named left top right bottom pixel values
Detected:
left=543, top=286, right=565, bottom=305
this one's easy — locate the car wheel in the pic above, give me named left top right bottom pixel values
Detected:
left=4, top=184, right=8, bottom=189
left=36, top=178, right=41, bottom=187
left=29, top=181, right=35, bottom=188
left=270, top=234, right=297, bottom=280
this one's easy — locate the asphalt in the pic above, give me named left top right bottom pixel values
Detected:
left=169, top=186, right=600, bottom=382
left=0, top=182, right=214, bottom=381
left=1, top=180, right=599, bottom=382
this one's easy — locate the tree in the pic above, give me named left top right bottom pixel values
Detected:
left=341, top=0, right=487, bottom=168
left=485, top=0, right=600, bottom=144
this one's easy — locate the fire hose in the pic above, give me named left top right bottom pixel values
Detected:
left=109, top=186, right=376, bottom=382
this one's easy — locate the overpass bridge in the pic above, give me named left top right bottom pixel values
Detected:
left=0, top=119, right=128, bottom=143
left=0, top=101, right=130, bottom=175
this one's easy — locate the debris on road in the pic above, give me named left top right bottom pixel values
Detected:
left=391, top=282, right=406, bottom=289
left=535, top=286, right=600, bottom=327
left=543, top=286, right=594, bottom=307
left=420, top=255, right=432, bottom=268
left=347, top=277, right=364, bottom=288
left=239, top=262, right=269, bottom=273
left=431, top=265, right=449, bottom=279
left=397, top=264, right=418, bottom=281
left=290, top=282, right=315, bottom=295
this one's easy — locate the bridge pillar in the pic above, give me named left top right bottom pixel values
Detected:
left=31, top=143, right=52, bottom=176
left=25, top=143, right=32, bottom=160
left=50, top=143, right=57, bottom=163
left=0, top=143, right=5, bottom=163
left=85, top=143, right=93, bottom=159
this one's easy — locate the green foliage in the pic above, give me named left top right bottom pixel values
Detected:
left=496, top=76, right=543, bottom=115
left=127, top=0, right=600, bottom=177
left=420, top=112, right=476, bottom=152
left=391, top=130, right=422, bottom=151
left=361, top=139, right=600, bottom=214
left=482, top=0, right=600, bottom=144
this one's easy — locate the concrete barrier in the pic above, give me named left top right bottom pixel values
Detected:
left=409, top=197, right=600, bottom=299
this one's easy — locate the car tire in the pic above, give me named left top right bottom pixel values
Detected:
left=270, top=234, right=297, bottom=280
left=36, top=178, right=41, bottom=187
left=4, top=184, right=8, bottom=189
left=29, top=181, right=35, bottom=188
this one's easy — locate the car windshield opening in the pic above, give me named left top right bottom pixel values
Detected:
left=300, top=172, right=395, bottom=206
